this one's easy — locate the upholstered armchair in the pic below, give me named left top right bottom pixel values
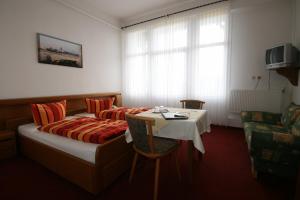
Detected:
left=241, top=103, right=300, bottom=178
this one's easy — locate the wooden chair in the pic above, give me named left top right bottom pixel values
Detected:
left=126, top=114, right=181, bottom=200
left=180, top=99, right=205, bottom=109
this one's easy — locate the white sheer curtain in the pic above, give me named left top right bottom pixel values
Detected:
left=122, top=2, right=230, bottom=125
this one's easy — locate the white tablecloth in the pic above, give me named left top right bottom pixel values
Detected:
left=125, top=108, right=211, bottom=153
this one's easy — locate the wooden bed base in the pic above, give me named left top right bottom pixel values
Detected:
left=19, top=134, right=132, bottom=194
left=0, top=92, right=133, bottom=194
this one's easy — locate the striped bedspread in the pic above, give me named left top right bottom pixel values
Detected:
left=39, top=117, right=128, bottom=144
left=95, top=107, right=149, bottom=120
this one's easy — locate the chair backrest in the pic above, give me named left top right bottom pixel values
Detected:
left=125, top=114, right=156, bottom=154
left=180, top=99, right=205, bottom=109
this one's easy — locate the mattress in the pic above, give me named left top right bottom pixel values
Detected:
left=18, top=116, right=99, bottom=164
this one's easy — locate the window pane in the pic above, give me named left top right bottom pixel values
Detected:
left=198, top=15, right=226, bottom=45
left=126, top=30, right=148, bottom=55
left=151, top=22, right=187, bottom=52
left=125, top=55, right=148, bottom=97
left=192, top=45, right=226, bottom=99
left=151, top=52, right=186, bottom=102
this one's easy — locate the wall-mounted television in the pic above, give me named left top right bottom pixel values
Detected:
left=265, top=43, right=299, bottom=69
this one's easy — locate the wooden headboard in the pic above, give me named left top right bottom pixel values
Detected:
left=0, top=92, right=122, bottom=131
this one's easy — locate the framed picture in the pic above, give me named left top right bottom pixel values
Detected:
left=37, top=33, right=83, bottom=68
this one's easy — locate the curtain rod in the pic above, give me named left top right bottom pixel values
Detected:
left=121, top=0, right=228, bottom=29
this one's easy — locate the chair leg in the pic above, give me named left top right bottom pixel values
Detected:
left=175, top=150, right=181, bottom=181
left=251, top=164, right=258, bottom=179
left=154, top=158, right=160, bottom=200
left=129, top=152, right=138, bottom=183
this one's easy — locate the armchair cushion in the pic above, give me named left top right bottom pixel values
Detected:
left=292, top=118, right=300, bottom=136
left=281, top=103, right=300, bottom=129
left=241, top=111, right=282, bottom=125
left=241, top=107, right=300, bottom=178
left=244, top=122, right=287, bottom=149
left=250, top=131, right=300, bottom=177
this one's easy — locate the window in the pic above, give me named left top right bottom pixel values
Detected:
left=122, top=3, right=229, bottom=124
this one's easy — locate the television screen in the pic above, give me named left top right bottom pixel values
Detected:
left=271, top=46, right=284, bottom=63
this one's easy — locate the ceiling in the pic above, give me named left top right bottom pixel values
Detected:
left=58, top=0, right=193, bottom=26
left=57, top=0, right=280, bottom=27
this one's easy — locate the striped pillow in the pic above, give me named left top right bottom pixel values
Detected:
left=85, top=98, right=114, bottom=113
left=31, top=100, right=66, bottom=126
left=95, top=108, right=127, bottom=120
left=95, top=107, right=149, bottom=120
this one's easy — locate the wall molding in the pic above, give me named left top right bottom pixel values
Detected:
left=121, top=0, right=217, bottom=27
left=54, top=0, right=121, bottom=31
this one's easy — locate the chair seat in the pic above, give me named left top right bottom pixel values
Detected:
left=135, top=136, right=178, bottom=155
left=153, top=137, right=178, bottom=154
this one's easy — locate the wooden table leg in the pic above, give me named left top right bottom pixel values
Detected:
left=187, top=140, right=193, bottom=183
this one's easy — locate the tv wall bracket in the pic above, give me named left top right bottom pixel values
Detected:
left=272, top=67, right=299, bottom=86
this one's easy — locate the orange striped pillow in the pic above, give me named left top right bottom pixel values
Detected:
left=31, top=100, right=66, bottom=126
left=95, top=108, right=127, bottom=120
left=85, top=98, right=114, bottom=113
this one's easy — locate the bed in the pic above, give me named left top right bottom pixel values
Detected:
left=0, top=93, right=133, bottom=194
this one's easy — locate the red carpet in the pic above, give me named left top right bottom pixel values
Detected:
left=0, top=126, right=296, bottom=200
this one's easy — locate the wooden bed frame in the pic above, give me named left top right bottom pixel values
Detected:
left=0, top=92, right=133, bottom=194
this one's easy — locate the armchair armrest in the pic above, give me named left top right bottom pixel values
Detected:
left=250, top=131, right=300, bottom=165
left=241, top=111, right=282, bottom=125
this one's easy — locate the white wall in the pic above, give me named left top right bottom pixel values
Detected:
left=228, top=0, right=293, bottom=127
left=292, top=0, right=300, bottom=103
left=230, top=0, right=292, bottom=91
left=0, top=0, right=121, bottom=99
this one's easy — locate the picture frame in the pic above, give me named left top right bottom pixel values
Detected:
left=37, top=33, right=83, bottom=68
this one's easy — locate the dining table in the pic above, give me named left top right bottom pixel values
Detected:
left=125, top=107, right=211, bottom=182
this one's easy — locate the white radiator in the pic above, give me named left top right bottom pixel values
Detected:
left=229, top=89, right=282, bottom=113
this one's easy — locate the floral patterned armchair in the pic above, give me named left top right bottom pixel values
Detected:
left=241, top=103, right=300, bottom=178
